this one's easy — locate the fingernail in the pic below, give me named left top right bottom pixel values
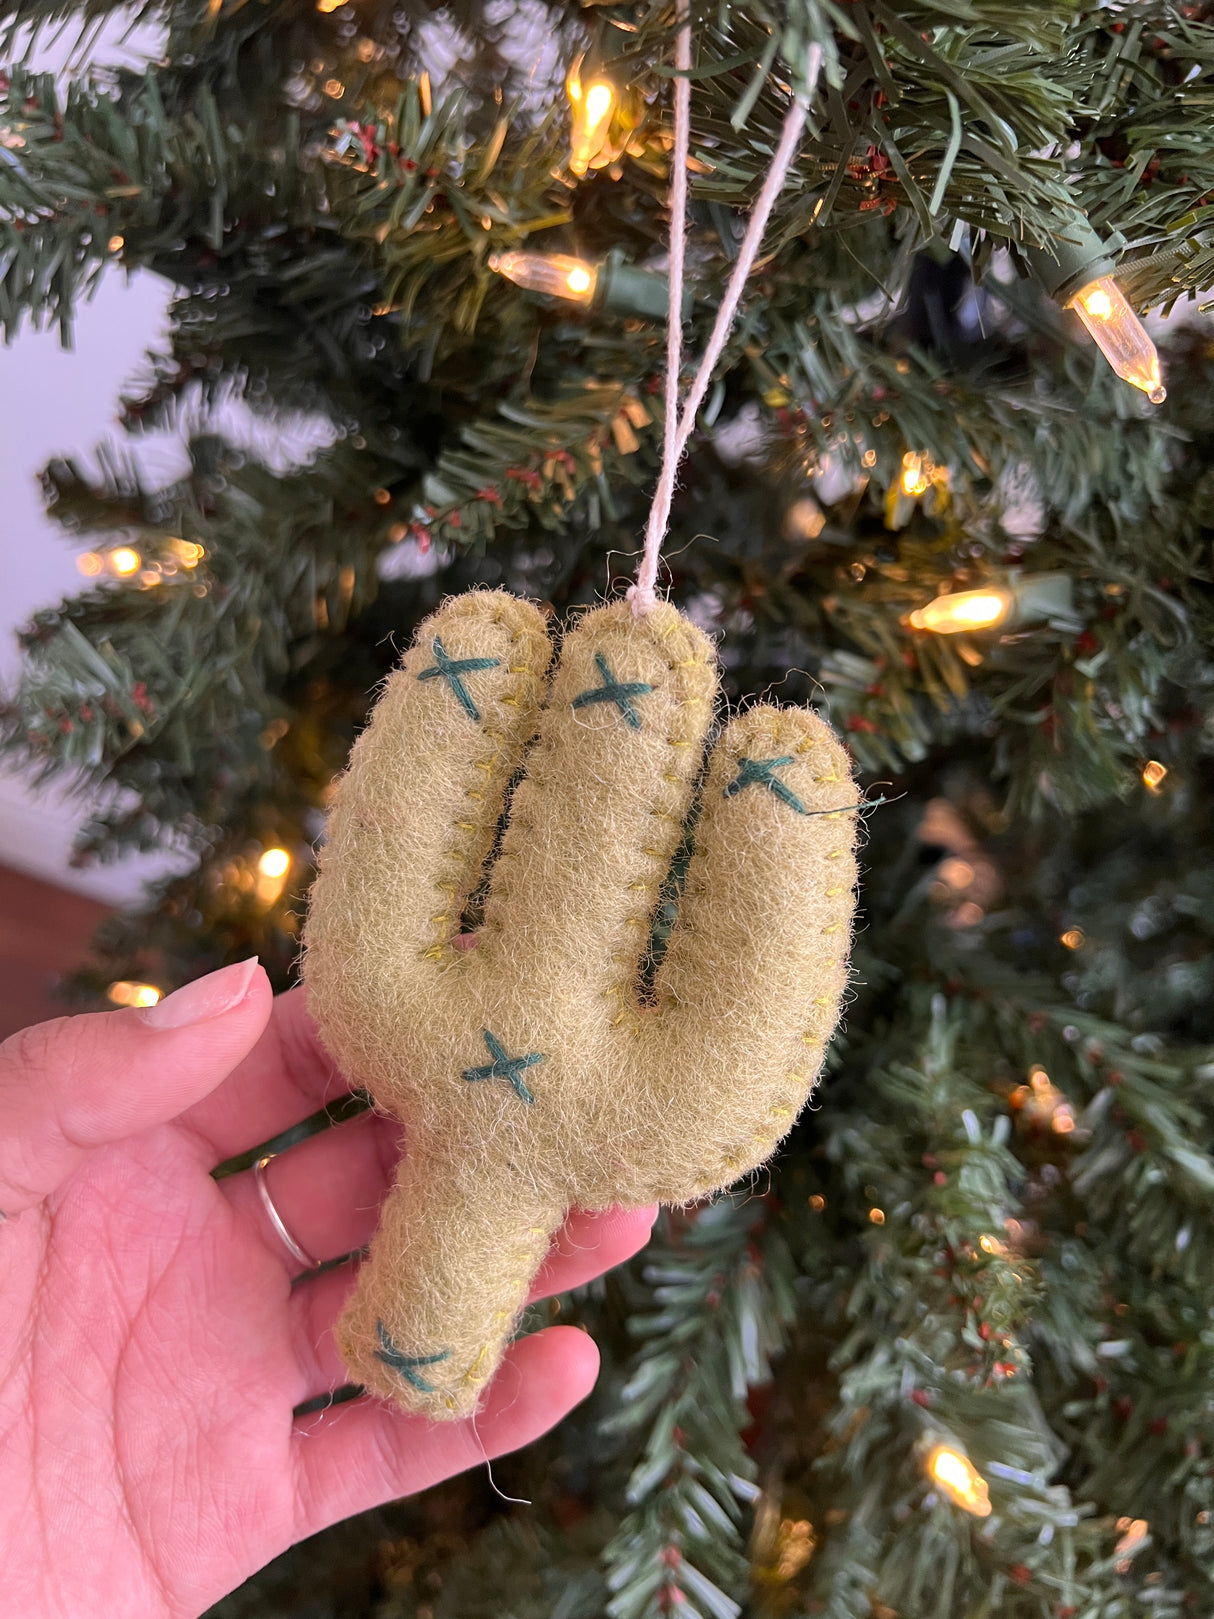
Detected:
left=140, top=958, right=260, bottom=1030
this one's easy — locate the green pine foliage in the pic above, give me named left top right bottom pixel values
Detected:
left=5, top=0, right=1214, bottom=1613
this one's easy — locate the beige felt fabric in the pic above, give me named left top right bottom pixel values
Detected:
left=303, top=589, right=858, bottom=1418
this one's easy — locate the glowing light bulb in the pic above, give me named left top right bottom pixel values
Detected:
left=1070, top=277, right=1166, bottom=405
left=1115, top=1518, right=1149, bottom=1560
left=108, top=546, right=141, bottom=577
left=77, top=551, right=104, bottom=577
left=1060, top=928, right=1085, bottom=950
left=167, top=539, right=205, bottom=568
left=585, top=83, right=613, bottom=126
left=1084, top=287, right=1114, bottom=320
left=785, top=497, right=826, bottom=541
left=256, top=846, right=292, bottom=905
left=927, top=1447, right=992, bottom=1517
left=107, top=980, right=162, bottom=1009
left=258, top=847, right=291, bottom=879
left=567, top=63, right=618, bottom=176
left=1142, top=759, right=1168, bottom=793
left=1052, top=1104, right=1076, bottom=1134
left=490, top=251, right=598, bottom=305
left=908, top=589, right=1011, bottom=634
left=900, top=451, right=931, bottom=498
left=938, top=857, right=974, bottom=890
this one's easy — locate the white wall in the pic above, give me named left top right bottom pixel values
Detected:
left=0, top=13, right=186, bottom=903
left=0, top=265, right=189, bottom=903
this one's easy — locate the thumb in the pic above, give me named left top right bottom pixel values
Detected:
left=0, top=958, right=272, bottom=1217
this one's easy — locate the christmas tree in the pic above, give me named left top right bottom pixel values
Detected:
left=5, top=0, right=1214, bottom=1611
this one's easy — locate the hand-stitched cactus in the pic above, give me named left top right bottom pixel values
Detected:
left=303, top=589, right=858, bottom=1418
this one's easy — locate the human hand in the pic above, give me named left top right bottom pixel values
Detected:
left=0, top=961, right=655, bottom=1618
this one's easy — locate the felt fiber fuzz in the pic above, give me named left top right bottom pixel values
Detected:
left=303, top=590, right=858, bottom=1417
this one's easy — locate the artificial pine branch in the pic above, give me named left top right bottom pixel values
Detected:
left=6, top=3, right=1214, bottom=1614
left=2, top=435, right=389, bottom=845
left=602, top=1200, right=799, bottom=1619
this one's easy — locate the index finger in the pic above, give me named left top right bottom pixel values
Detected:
left=176, top=986, right=350, bottom=1165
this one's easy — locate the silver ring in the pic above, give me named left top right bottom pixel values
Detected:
left=253, top=1153, right=319, bottom=1271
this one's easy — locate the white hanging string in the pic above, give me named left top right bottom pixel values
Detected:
left=628, top=38, right=824, bottom=617
left=628, top=0, right=692, bottom=617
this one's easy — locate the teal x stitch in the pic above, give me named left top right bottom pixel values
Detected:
left=463, top=1029, right=543, bottom=1103
left=724, top=755, right=808, bottom=816
left=417, top=635, right=500, bottom=722
left=374, top=1321, right=452, bottom=1392
left=570, top=652, right=654, bottom=731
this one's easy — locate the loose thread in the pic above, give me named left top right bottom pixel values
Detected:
left=629, top=43, right=823, bottom=617
left=470, top=1410, right=533, bottom=1505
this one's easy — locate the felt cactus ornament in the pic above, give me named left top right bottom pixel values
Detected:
left=303, top=588, right=859, bottom=1418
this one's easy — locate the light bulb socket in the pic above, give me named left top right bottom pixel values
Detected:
left=1017, top=214, right=1126, bottom=304
left=594, top=254, right=693, bottom=322
left=1009, top=571, right=1075, bottom=627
